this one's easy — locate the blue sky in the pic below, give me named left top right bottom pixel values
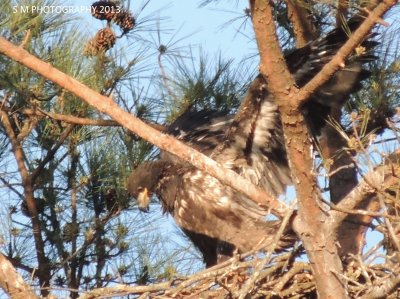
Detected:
left=69, top=0, right=257, bottom=64
left=145, top=1, right=256, bottom=59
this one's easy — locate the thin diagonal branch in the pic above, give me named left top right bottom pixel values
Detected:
left=297, top=0, right=396, bottom=107
left=30, top=124, right=75, bottom=184
left=0, top=102, right=167, bottom=131
left=333, top=152, right=400, bottom=226
left=0, top=253, right=38, bottom=299
left=0, top=37, right=288, bottom=218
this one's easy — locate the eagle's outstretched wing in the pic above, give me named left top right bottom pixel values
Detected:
left=212, top=18, right=377, bottom=199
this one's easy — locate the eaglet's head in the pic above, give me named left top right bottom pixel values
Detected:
left=127, top=161, right=166, bottom=213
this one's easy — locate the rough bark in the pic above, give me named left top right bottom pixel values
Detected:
left=251, top=1, right=347, bottom=297
left=286, top=0, right=318, bottom=47
left=318, top=108, right=361, bottom=257
left=0, top=254, right=38, bottom=299
left=316, top=0, right=394, bottom=259
left=251, top=0, right=397, bottom=297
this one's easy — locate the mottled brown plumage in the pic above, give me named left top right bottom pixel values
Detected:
left=127, top=18, right=378, bottom=267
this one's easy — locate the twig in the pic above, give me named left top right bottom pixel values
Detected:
left=0, top=103, right=167, bottom=131
left=327, top=163, right=356, bottom=177
left=78, top=282, right=171, bottom=299
left=323, top=198, right=398, bottom=221
left=378, top=194, right=400, bottom=253
left=278, top=281, right=315, bottom=298
left=19, top=29, right=31, bottom=48
left=236, top=200, right=296, bottom=299
left=272, top=262, right=311, bottom=293
left=360, top=274, right=400, bottom=299
left=0, top=109, right=50, bottom=295
left=363, top=240, right=384, bottom=263
left=30, top=124, right=75, bottom=184
left=0, top=176, right=23, bottom=198
left=356, top=255, right=373, bottom=286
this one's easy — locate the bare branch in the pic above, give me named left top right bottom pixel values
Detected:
left=0, top=253, right=38, bottom=299
left=78, top=282, right=171, bottom=299
left=30, top=124, right=75, bottom=184
left=297, top=0, right=397, bottom=106
left=286, top=0, right=317, bottom=47
left=27, top=107, right=118, bottom=126
left=0, top=36, right=288, bottom=218
left=78, top=252, right=301, bottom=299
left=333, top=152, right=400, bottom=225
left=0, top=103, right=167, bottom=131
left=325, top=199, right=394, bottom=221
left=360, top=274, right=400, bottom=299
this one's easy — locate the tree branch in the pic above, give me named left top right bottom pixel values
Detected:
left=0, top=103, right=167, bottom=131
left=78, top=282, right=171, bottom=299
left=312, top=0, right=396, bottom=259
left=333, top=152, right=400, bottom=226
left=336, top=0, right=349, bottom=28
left=0, top=252, right=38, bottom=299
left=285, top=0, right=317, bottom=47
left=27, top=107, right=118, bottom=126
left=30, top=124, right=75, bottom=184
left=0, top=37, right=288, bottom=218
left=0, top=110, right=51, bottom=296
left=78, top=252, right=299, bottom=299
left=319, top=117, right=360, bottom=257
left=296, top=0, right=396, bottom=107
left=360, top=274, right=400, bottom=299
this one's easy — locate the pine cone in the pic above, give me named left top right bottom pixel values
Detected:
left=91, top=1, right=118, bottom=21
left=62, top=222, right=80, bottom=242
left=84, top=27, right=116, bottom=56
left=113, top=10, right=135, bottom=33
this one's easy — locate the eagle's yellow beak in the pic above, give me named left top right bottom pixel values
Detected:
left=137, top=187, right=150, bottom=213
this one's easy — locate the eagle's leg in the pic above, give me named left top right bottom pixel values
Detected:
left=216, top=241, right=236, bottom=265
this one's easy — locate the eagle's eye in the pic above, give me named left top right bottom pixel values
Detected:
left=137, top=186, right=144, bottom=193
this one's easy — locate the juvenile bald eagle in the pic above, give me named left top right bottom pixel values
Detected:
left=127, top=18, right=377, bottom=267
